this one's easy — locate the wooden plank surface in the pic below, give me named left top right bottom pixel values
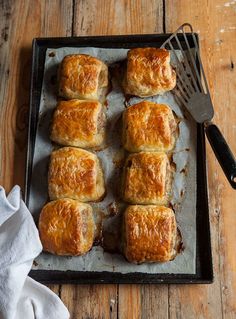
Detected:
left=0, top=0, right=235, bottom=318
left=73, top=0, right=164, bottom=36
left=0, top=0, right=73, bottom=303
left=166, top=1, right=236, bottom=318
left=61, top=285, right=118, bottom=319
left=0, top=0, right=73, bottom=191
left=60, top=2, right=169, bottom=318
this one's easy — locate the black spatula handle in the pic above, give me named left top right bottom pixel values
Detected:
left=205, top=123, right=236, bottom=189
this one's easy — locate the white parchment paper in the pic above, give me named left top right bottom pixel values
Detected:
left=29, top=47, right=197, bottom=274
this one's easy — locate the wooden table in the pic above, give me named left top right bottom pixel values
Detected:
left=1, top=0, right=236, bottom=318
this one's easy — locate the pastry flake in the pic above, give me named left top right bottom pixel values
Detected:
left=48, top=147, right=105, bottom=202
left=59, top=54, right=108, bottom=100
left=51, top=99, right=106, bottom=148
left=123, top=101, right=177, bottom=152
left=124, top=47, right=176, bottom=97
left=123, top=151, right=171, bottom=205
left=124, top=205, right=177, bottom=263
left=39, top=199, right=94, bottom=256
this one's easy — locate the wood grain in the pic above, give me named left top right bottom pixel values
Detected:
left=141, top=285, right=169, bottom=319
left=0, top=0, right=73, bottom=307
left=0, top=0, right=14, bottom=190
left=61, top=285, right=118, bottom=319
left=118, top=284, right=141, bottom=319
left=73, top=0, right=163, bottom=35
left=64, top=2, right=168, bottom=319
left=166, top=0, right=236, bottom=318
left=0, top=0, right=73, bottom=191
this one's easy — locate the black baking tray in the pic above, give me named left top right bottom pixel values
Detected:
left=25, top=34, right=213, bottom=284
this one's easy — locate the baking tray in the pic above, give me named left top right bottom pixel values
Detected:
left=25, top=34, right=213, bottom=284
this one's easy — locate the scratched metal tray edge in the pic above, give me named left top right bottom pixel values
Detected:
left=25, top=33, right=213, bottom=284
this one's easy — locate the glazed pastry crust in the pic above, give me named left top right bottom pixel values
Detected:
left=50, top=99, right=105, bottom=148
left=59, top=54, right=108, bottom=100
left=124, top=205, right=177, bottom=263
left=123, top=152, right=171, bottom=205
left=48, top=147, right=105, bottom=202
left=39, top=199, right=94, bottom=256
left=124, top=48, right=176, bottom=97
left=123, top=101, right=177, bottom=152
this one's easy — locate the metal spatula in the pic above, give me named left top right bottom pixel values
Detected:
left=161, top=23, right=236, bottom=189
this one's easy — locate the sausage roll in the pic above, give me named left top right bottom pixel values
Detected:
left=39, top=199, right=94, bottom=256
left=123, top=48, right=176, bottom=97
left=123, top=152, right=171, bottom=205
left=124, top=205, right=178, bottom=263
left=48, top=147, right=105, bottom=202
left=50, top=99, right=106, bottom=148
left=123, top=101, right=177, bottom=152
left=59, top=54, right=108, bottom=100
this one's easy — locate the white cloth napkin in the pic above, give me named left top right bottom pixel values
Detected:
left=0, top=185, right=70, bottom=319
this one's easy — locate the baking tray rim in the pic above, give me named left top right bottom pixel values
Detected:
left=25, top=33, right=213, bottom=284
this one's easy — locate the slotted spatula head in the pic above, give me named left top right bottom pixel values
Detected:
left=161, top=23, right=236, bottom=189
left=161, top=23, right=214, bottom=123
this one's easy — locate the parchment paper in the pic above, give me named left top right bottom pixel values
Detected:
left=29, top=47, right=197, bottom=274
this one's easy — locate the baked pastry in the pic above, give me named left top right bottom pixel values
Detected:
left=59, top=54, right=108, bottom=100
left=123, top=48, right=176, bottom=97
left=48, top=147, right=105, bottom=201
left=123, top=152, right=171, bottom=205
left=50, top=99, right=106, bottom=148
left=123, top=205, right=178, bottom=263
left=39, top=199, right=94, bottom=256
left=123, top=101, right=177, bottom=152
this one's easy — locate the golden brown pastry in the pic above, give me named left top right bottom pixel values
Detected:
left=39, top=199, right=94, bottom=256
left=50, top=99, right=106, bottom=148
left=123, top=152, right=171, bottom=205
left=123, top=48, right=176, bottom=97
left=123, top=101, right=177, bottom=152
left=124, top=205, right=178, bottom=263
left=59, top=54, right=108, bottom=100
left=48, top=147, right=105, bottom=201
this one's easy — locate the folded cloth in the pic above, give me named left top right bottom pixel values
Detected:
left=0, top=185, right=70, bottom=319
